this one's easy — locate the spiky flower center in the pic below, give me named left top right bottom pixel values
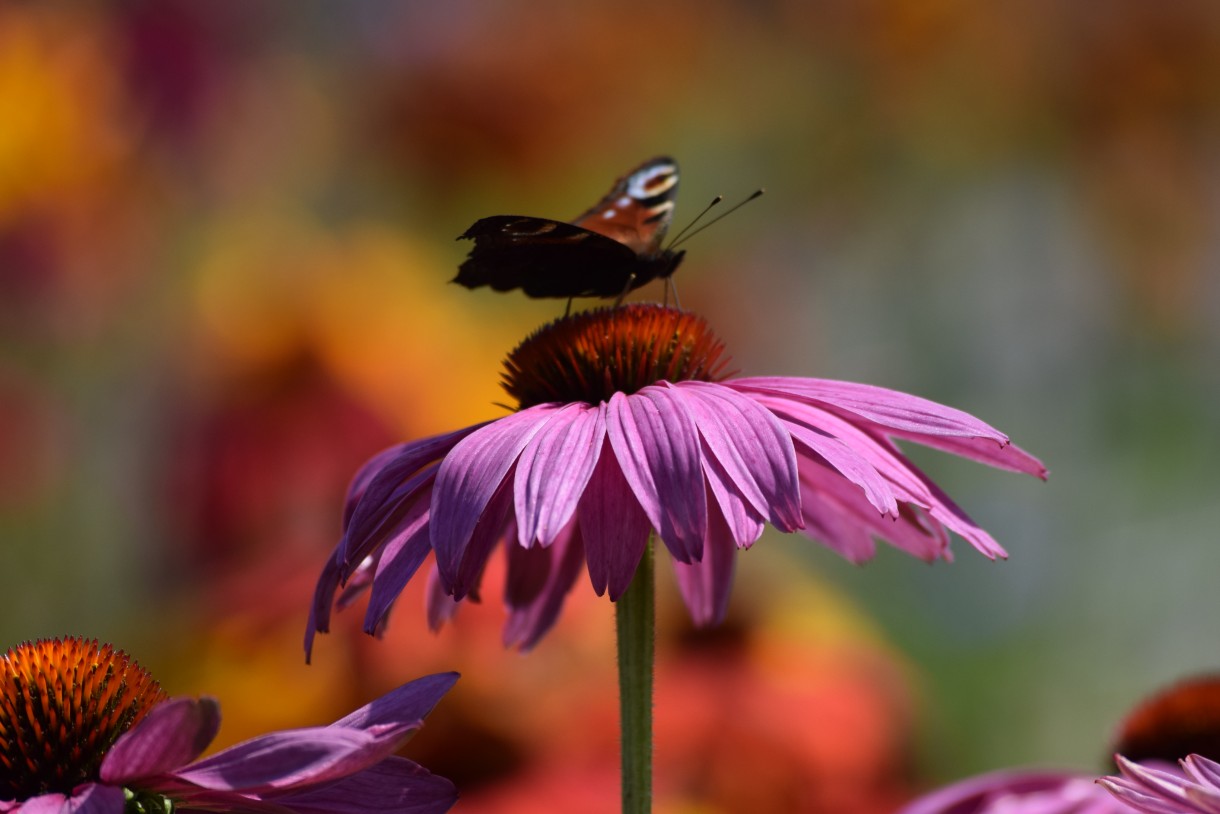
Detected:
left=0, top=637, right=167, bottom=801
left=502, top=304, right=733, bottom=409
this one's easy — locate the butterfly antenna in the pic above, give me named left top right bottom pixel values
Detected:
left=668, top=189, right=765, bottom=250
left=664, top=195, right=723, bottom=250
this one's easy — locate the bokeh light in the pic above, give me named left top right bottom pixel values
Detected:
left=4, top=2, right=1219, bottom=810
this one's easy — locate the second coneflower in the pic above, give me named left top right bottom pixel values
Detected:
left=307, top=304, right=1045, bottom=653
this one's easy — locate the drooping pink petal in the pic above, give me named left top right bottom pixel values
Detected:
left=672, top=498, right=738, bottom=627
left=343, top=441, right=411, bottom=528
left=881, top=429, right=1047, bottom=479
left=748, top=392, right=939, bottom=503
left=449, top=478, right=515, bottom=599
left=1187, top=756, right=1220, bottom=790
left=345, top=427, right=482, bottom=542
left=668, top=381, right=802, bottom=532
left=101, top=697, right=221, bottom=783
left=431, top=406, right=559, bottom=589
left=907, top=458, right=1008, bottom=559
left=362, top=485, right=435, bottom=635
left=503, top=531, right=552, bottom=610
left=425, top=565, right=460, bottom=632
left=606, top=388, right=707, bottom=564
left=1105, top=757, right=1201, bottom=814
left=798, top=452, right=951, bottom=562
left=759, top=399, right=898, bottom=517
left=578, top=437, right=651, bottom=600
left=733, top=377, right=1013, bottom=441
left=899, top=770, right=1121, bottom=814
left=331, top=673, right=458, bottom=731
left=13, top=787, right=126, bottom=814
left=172, top=728, right=401, bottom=795
left=11, top=795, right=69, bottom=814
left=1098, top=783, right=1184, bottom=814
left=266, top=756, right=457, bottom=814
left=513, top=402, right=606, bottom=547
left=503, top=522, right=586, bottom=650
left=62, top=786, right=125, bottom=814
left=753, top=391, right=1008, bottom=558
left=338, top=556, right=377, bottom=611
left=343, top=466, right=439, bottom=569
left=305, top=549, right=346, bottom=660
left=798, top=478, right=877, bottom=563
left=700, top=445, right=766, bottom=550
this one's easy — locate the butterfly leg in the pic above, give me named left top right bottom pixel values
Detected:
left=613, top=273, right=638, bottom=308
left=564, top=297, right=573, bottom=318
left=663, top=278, right=684, bottom=311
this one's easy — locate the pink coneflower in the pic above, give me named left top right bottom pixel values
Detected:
left=899, top=676, right=1220, bottom=814
left=898, top=770, right=1131, bottom=814
left=0, top=637, right=457, bottom=814
left=1101, top=755, right=1220, bottom=814
left=307, top=304, right=1045, bottom=652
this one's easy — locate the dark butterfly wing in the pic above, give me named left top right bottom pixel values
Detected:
left=454, top=215, right=681, bottom=299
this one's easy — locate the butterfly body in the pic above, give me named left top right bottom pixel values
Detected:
left=454, top=157, right=684, bottom=299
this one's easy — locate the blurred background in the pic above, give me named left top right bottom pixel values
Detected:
left=3, top=1, right=1219, bottom=811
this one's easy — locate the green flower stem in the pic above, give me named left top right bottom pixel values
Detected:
left=616, top=537, right=655, bottom=814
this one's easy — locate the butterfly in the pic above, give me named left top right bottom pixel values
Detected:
left=453, top=156, right=685, bottom=300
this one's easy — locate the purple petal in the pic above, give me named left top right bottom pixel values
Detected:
left=1100, top=777, right=1188, bottom=814
left=578, top=437, right=651, bottom=600
left=759, top=393, right=1007, bottom=559
left=331, top=673, right=458, bottom=731
left=268, top=756, right=456, bottom=814
left=431, top=406, right=559, bottom=590
left=798, top=455, right=949, bottom=563
left=101, top=697, right=221, bottom=783
left=12, top=787, right=126, bottom=814
left=61, top=787, right=125, bottom=814
left=606, top=388, right=706, bottom=564
left=305, top=549, right=346, bottom=661
left=173, top=727, right=406, bottom=795
left=503, top=522, right=586, bottom=650
left=701, top=444, right=766, bottom=550
left=672, top=499, right=738, bottom=627
left=899, top=771, right=1122, bottom=814
left=343, top=442, right=412, bottom=528
left=346, top=427, right=482, bottom=545
left=751, top=394, right=899, bottom=517
left=362, top=485, right=436, bottom=635
left=882, top=430, right=1047, bottom=480
left=424, top=565, right=460, bottom=632
left=669, top=382, right=802, bottom=533
left=9, top=795, right=70, bottom=814
left=344, top=465, right=439, bottom=569
left=799, top=477, right=877, bottom=563
left=1110, top=757, right=1199, bottom=811
left=732, top=377, right=1013, bottom=441
left=1186, top=755, right=1220, bottom=790
left=449, top=477, right=515, bottom=599
left=338, top=556, right=377, bottom=611
left=503, top=531, right=552, bottom=609
left=910, top=464, right=1008, bottom=560
left=513, top=403, right=606, bottom=547
left=749, top=392, right=940, bottom=504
